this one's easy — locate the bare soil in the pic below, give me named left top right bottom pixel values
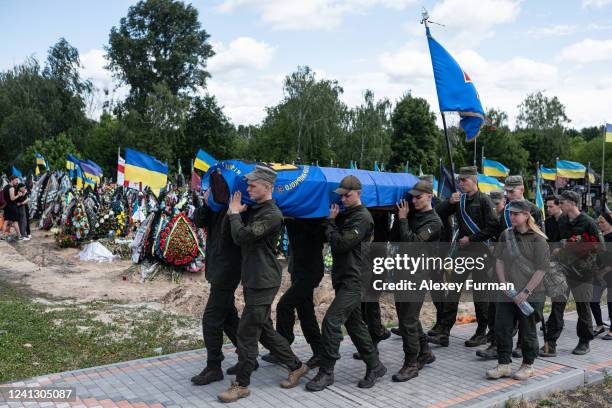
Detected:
left=1, top=228, right=475, bottom=334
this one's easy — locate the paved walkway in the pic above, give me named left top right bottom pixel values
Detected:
left=1, top=311, right=610, bottom=408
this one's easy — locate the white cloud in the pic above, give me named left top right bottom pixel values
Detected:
left=216, top=0, right=416, bottom=30
left=558, top=38, right=612, bottom=63
left=378, top=47, right=431, bottom=81
left=430, top=0, right=521, bottom=31
left=582, top=0, right=612, bottom=8
left=80, top=49, right=113, bottom=88
left=208, top=37, right=275, bottom=75
left=528, top=24, right=578, bottom=37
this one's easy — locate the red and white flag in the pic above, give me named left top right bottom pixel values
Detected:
left=117, top=153, right=139, bottom=190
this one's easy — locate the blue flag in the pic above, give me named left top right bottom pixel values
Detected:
left=11, top=166, right=23, bottom=178
left=426, top=27, right=485, bottom=141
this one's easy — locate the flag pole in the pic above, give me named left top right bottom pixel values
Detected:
left=441, top=112, right=457, bottom=191
left=602, top=124, right=606, bottom=205
left=587, top=161, right=591, bottom=208
left=473, top=137, right=477, bottom=166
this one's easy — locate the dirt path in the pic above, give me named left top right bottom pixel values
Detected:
left=0, top=229, right=475, bottom=331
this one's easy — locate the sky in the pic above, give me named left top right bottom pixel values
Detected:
left=2, top=0, right=612, bottom=130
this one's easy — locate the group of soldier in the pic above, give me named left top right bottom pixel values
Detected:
left=189, top=164, right=610, bottom=403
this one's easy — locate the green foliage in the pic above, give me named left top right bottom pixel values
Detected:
left=473, top=108, right=529, bottom=174
left=106, top=0, right=214, bottom=109
left=343, top=90, right=392, bottom=170
left=247, top=66, right=349, bottom=165
left=21, top=133, right=79, bottom=171
left=0, top=38, right=92, bottom=171
left=389, top=93, right=439, bottom=173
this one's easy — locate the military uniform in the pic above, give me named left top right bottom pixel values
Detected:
left=229, top=182, right=304, bottom=385
left=493, top=200, right=550, bottom=367
left=434, top=167, right=499, bottom=343
left=544, top=191, right=603, bottom=353
left=190, top=201, right=241, bottom=384
left=394, top=180, right=443, bottom=381
left=274, top=218, right=325, bottom=361
left=360, top=211, right=392, bottom=348
left=307, top=176, right=386, bottom=392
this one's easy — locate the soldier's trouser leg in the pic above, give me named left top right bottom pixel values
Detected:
left=472, top=266, right=490, bottom=334
left=202, top=284, right=239, bottom=368
left=395, top=289, right=427, bottom=363
left=361, top=301, right=387, bottom=341
left=545, top=299, right=567, bottom=343
left=437, top=270, right=473, bottom=331
left=276, top=278, right=323, bottom=354
left=487, top=303, right=497, bottom=343
left=496, top=300, right=543, bottom=365
left=570, top=282, right=594, bottom=343
left=320, top=287, right=379, bottom=370
left=235, top=304, right=301, bottom=387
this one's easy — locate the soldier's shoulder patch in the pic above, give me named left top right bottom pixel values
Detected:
left=343, top=228, right=359, bottom=241
left=418, top=227, right=432, bottom=241
left=252, top=222, right=266, bottom=236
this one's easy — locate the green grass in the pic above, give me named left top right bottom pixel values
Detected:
left=0, top=282, right=201, bottom=383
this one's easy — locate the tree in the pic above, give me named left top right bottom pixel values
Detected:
left=389, top=93, right=439, bottom=173
left=21, top=132, right=79, bottom=171
left=248, top=66, right=348, bottom=164
left=472, top=108, right=529, bottom=174
left=516, top=91, right=570, bottom=130
left=0, top=43, right=91, bottom=171
left=179, top=95, right=236, bottom=168
left=106, top=0, right=214, bottom=110
left=343, top=90, right=392, bottom=170
left=515, top=91, right=570, bottom=167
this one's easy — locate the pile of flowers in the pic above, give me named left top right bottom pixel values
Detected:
left=91, top=206, right=119, bottom=239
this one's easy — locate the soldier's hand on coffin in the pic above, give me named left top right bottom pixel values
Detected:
left=329, top=204, right=340, bottom=219
left=203, top=189, right=209, bottom=206
left=458, top=236, right=470, bottom=247
left=228, top=191, right=247, bottom=214
left=397, top=199, right=409, bottom=219
left=450, top=192, right=461, bottom=204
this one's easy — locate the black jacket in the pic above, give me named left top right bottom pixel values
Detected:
left=193, top=203, right=241, bottom=287
left=326, top=204, right=374, bottom=290
left=229, top=199, right=283, bottom=289
left=437, top=190, right=499, bottom=245
left=286, top=218, right=326, bottom=282
left=398, top=209, right=443, bottom=243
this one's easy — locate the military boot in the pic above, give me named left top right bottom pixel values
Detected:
left=305, top=368, right=334, bottom=392
left=572, top=341, right=590, bottom=355
left=539, top=342, right=557, bottom=357
left=280, top=363, right=309, bottom=389
left=486, top=364, right=513, bottom=380
left=465, top=331, right=488, bottom=347
left=476, top=343, right=498, bottom=360
left=191, top=366, right=224, bottom=385
left=357, top=362, right=387, bottom=388
left=512, top=364, right=534, bottom=381
left=217, top=381, right=250, bottom=403
left=305, top=354, right=321, bottom=369
left=427, top=332, right=449, bottom=347
left=417, top=349, right=436, bottom=369
left=392, top=361, right=418, bottom=382
left=427, top=324, right=442, bottom=336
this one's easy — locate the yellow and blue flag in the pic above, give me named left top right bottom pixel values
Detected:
left=66, top=154, right=80, bottom=178
left=194, top=149, right=217, bottom=172
left=426, top=26, right=485, bottom=141
left=124, top=148, right=168, bottom=193
left=540, top=166, right=556, bottom=181
left=483, top=158, right=509, bottom=178
left=36, top=152, right=48, bottom=168
left=79, top=160, right=101, bottom=186
left=478, top=174, right=504, bottom=193
left=606, top=123, right=612, bottom=143
left=557, top=159, right=587, bottom=179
